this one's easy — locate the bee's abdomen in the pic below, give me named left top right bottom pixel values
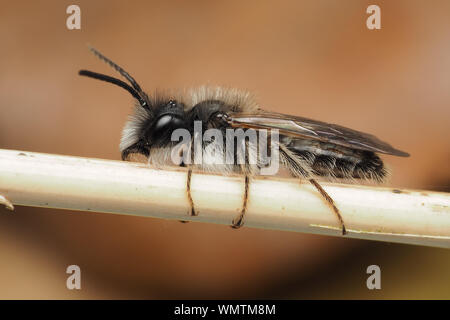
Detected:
left=312, top=152, right=387, bottom=182
left=284, top=138, right=387, bottom=182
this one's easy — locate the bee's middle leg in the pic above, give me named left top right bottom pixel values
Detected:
left=231, top=175, right=250, bottom=229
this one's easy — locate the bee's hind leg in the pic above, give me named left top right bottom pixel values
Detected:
left=231, top=175, right=250, bottom=229
left=309, top=178, right=347, bottom=235
left=0, top=195, right=14, bottom=211
left=278, top=144, right=346, bottom=235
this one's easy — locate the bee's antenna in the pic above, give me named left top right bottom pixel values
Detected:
left=78, top=70, right=149, bottom=109
left=88, top=46, right=144, bottom=95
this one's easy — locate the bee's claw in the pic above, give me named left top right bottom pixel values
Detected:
left=0, top=195, right=14, bottom=211
left=179, top=207, right=197, bottom=224
left=342, top=225, right=347, bottom=236
left=231, top=216, right=244, bottom=229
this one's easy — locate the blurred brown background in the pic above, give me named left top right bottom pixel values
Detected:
left=0, top=0, right=449, bottom=299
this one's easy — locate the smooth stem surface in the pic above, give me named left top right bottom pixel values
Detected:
left=0, top=148, right=449, bottom=248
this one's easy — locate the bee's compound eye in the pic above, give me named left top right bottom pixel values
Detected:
left=153, top=115, right=185, bottom=134
left=155, top=115, right=172, bottom=130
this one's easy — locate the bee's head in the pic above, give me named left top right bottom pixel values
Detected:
left=120, top=99, right=189, bottom=160
left=79, top=47, right=191, bottom=160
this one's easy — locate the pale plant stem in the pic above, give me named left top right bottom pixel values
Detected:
left=0, top=148, right=449, bottom=248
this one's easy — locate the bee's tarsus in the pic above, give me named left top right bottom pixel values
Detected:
left=0, top=195, right=14, bottom=211
left=186, top=168, right=197, bottom=216
left=308, top=178, right=347, bottom=236
left=231, top=175, right=250, bottom=229
left=231, top=216, right=244, bottom=229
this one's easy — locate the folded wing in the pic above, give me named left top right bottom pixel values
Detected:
left=226, top=111, right=410, bottom=157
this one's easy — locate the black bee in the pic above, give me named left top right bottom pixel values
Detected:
left=79, top=47, right=409, bottom=235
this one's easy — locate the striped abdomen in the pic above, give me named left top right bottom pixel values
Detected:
left=283, top=137, right=388, bottom=182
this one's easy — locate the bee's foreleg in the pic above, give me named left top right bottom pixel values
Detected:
left=231, top=175, right=250, bottom=229
left=0, top=195, right=14, bottom=211
left=186, top=167, right=197, bottom=217
left=309, top=178, right=347, bottom=235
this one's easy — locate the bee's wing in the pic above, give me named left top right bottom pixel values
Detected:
left=226, top=111, right=410, bottom=157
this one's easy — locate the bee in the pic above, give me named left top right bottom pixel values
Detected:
left=79, top=47, right=409, bottom=235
